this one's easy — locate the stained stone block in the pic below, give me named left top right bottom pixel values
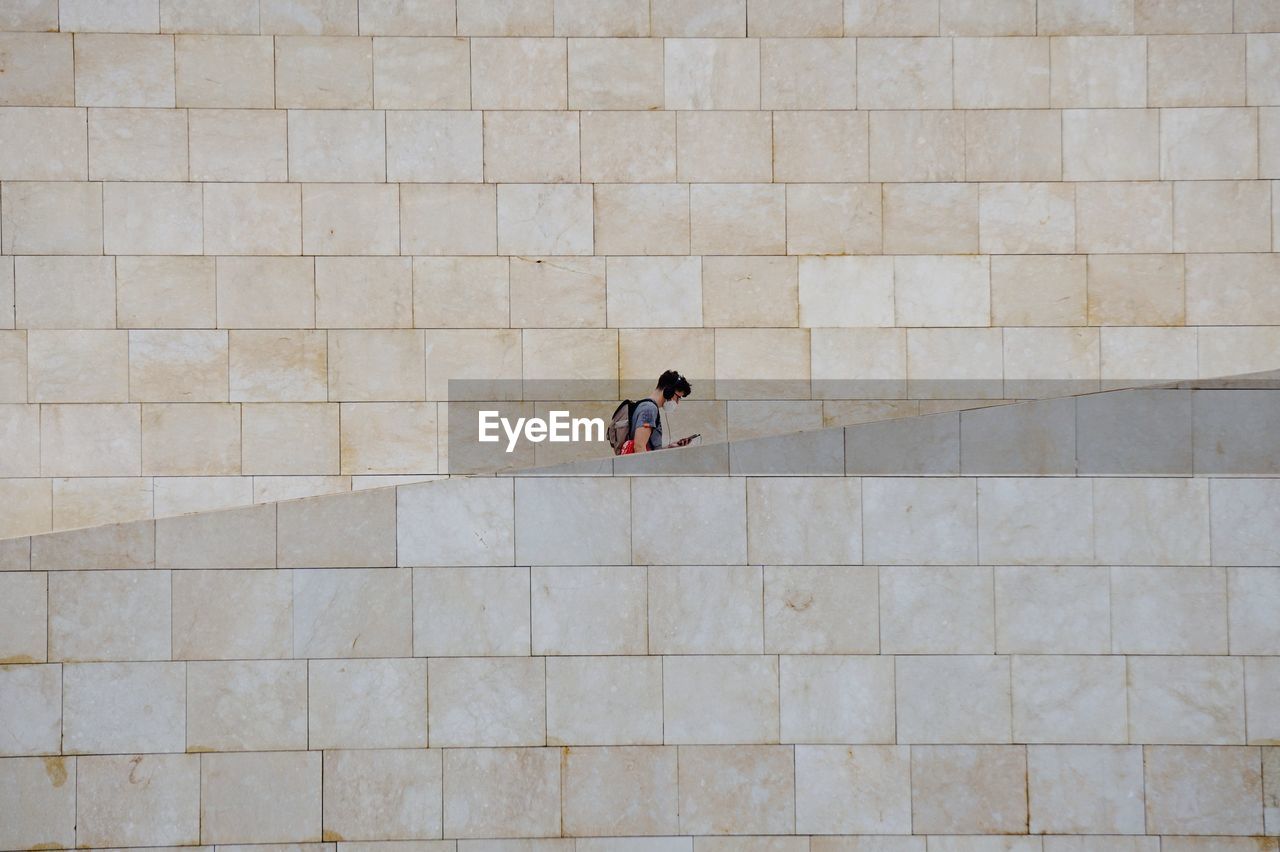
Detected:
left=546, top=656, right=663, bottom=745
left=276, top=36, right=372, bottom=108
left=172, top=570, right=293, bottom=654
left=63, top=661, right=186, bottom=753
left=186, top=659, right=306, bottom=751
left=0, top=32, right=73, bottom=106
left=32, top=518, right=154, bottom=570
left=200, top=751, right=322, bottom=844
left=961, top=397, right=1076, bottom=475
left=897, top=656, right=1012, bottom=744
left=1246, top=657, right=1280, bottom=745
left=128, top=330, right=227, bottom=401
left=443, top=748, right=561, bottom=839
left=665, top=38, right=759, bottom=109
left=862, top=477, right=977, bottom=565
left=845, top=411, right=959, bottom=475
left=857, top=37, right=952, bottom=109
left=0, top=571, right=45, bottom=662
left=1193, top=389, right=1280, bottom=474
left=562, top=745, right=679, bottom=836
left=1229, top=566, right=1280, bottom=654
left=995, top=566, right=1111, bottom=654
left=1144, top=745, right=1263, bottom=835
left=1130, top=654, right=1246, bottom=743
left=74, top=34, right=175, bottom=107
left=880, top=565, right=994, bottom=654
left=1096, top=479, right=1211, bottom=566
left=77, top=754, right=200, bottom=848
left=869, top=109, right=966, bottom=182
left=288, top=109, right=385, bottom=181
left=793, top=745, right=909, bottom=834
left=531, top=565, right=646, bottom=655
left=978, top=477, right=1093, bottom=565
left=278, top=488, right=397, bottom=568
left=632, top=476, right=746, bottom=564
left=779, top=655, right=895, bottom=744
left=0, top=663, right=60, bottom=755
left=0, top=756, right=76, bottom=850
left=763, top=565, right=878, bottom=654
left=205, top=186, right=302, bottom=256
left=293, top=568, right=412, bottom=658
left=1028, top=745, right=1145, bottom=834
left=374, top=37, right=471, bottom=109
left=910, top=745, right=1028, bottom=834
left=745, top=476, right=859, bottom=562
left=663, top=655, right=779, bottom=744
left=1, top=181, right=102, bottom=255
left=1210, top=478, right=1280, bottom=566
left=428, top=657, right=545, bottom=748
left=323, top=748, right=443, bottom=841
left=398, top=477, right=515, bottom=566
left=677, top=745, right=795, bottom=835
left=0, top=107, right=85, bottom=180
left=49, top=570, right=170, bottom=661
left=648, top=564, right=763, bottom=654
left=310, top=658, right=429, bottom=749
left=883, top=183, right=978, bottom=254
left=1012, top=654, right=1128, bottom=743
left=414, top=566, right=530, bottom=656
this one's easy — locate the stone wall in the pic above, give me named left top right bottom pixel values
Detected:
left=1, top=380, right=1279, bottom=846
left=2, top=0, right=1280, bottom=536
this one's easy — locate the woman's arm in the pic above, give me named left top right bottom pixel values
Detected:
left=632, top=424, right=653, bottom=453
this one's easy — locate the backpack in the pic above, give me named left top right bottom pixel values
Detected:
left=606, top=399, right=659, bottom=455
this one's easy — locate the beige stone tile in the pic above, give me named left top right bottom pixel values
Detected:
left=188, top=108, right=287, bottom=181
left=1028, top=744, right=1144, bottom=834
left=648, top=565, right=761, bottom=654
left=423, top=328, right=520, bottom=400
left=966, top=110, right=1062, bottom=181
left=1, top=180, right=102, bottom=255
left=314, top=257, right=412, bottom=328
left=1076, top=181, right=1173, bottom=253
left=29, top=330, right=128, bottom=403
left=1145, top=745, right=1263, bottom=834
left=677, top=111, right=771, bottom=182
left=1246, top=656, right=1280, bottom=744
left=555, top=0, right=648, bottom=35
left=1229, top=566, right=1280, bottom=654
left=1267, top=745, right=1280, bottom=834
left=173, top=569, right=291, bottom=660
left=0, top=32, right=73, bottom=106
left=604, top=255, right=702, bottom=328
left=186, top=659, right=306, bottom=751
left=858, top=37, right=952, bottom=108
left=560, top=746, right=676, bottom=835
left=49, top=569, right=169, bottom=661
left=175, top=35, right=274, bottom=107
left=1158, top=840, right=1276, bottom=852
left=373, top=36, right=469, bottom=108
left=0, top=0, right=58, bottom=31
left=989, top=254, right=1085, bottom=326
left=665, top=37, right=759, bottom=109
left=868, top=109, right=964, bottom=182
left=229, top=330, right=326, bottom=402
left=48, top=477, right=150, bottom=529
left=880, top=565, right=993, bottom=653
left=201, top=751, right=322, bottom=844
left=863, top=476, right=977, bottom=563
left=1211, top=478, right=1280, bottom=566
left=412, top=566, right=528, bottom=657
left=581, top=111, right=677, bottom=182
left=1188, top=252, right=1280, bottom=324
left=279, top=488, right=397, bottom=568
left=851, top=0, right=944, bottom=33
left=204, top=184, right=302, bottom=255
left=508, top=256, right=604, bottom=328
left=1129, top=655, right=1245, bottom=743
left=664, top=655, right=779, bottom=744
left=1012, top=654, right=1127, bottom=743
left=0, top=755, right=76, bottom=849
left=161, top=0, right=262, bottom=34
left=883, top=183, right=977, bottom=254
left=40, top=402, right=141, bottom=477
left=276, top=35, right=372, bottom=108
left=0, top=663, right=59, bottom=754
left=650, top=0, right=744, bottom=35
left=116, top=256, right=215, bottom=329
left=77, top=754, right=200, bottom=848
left=443, top=747, right=560, bottom=837
left=632, top=475, right=746, bottom=563
left=759, top=38, right=856, bottom=109
left=1198, top=326, right=1280, bottom=378
left=129, top=330, right=227, bottom=403
left=678, top=745, right=793, bottom=834
left=995, top=565, right=1110, bottom=653
left=531, top=564, right=645, bottom=654
left=794, top=745, right=909, bottom=833
left=402, top=185, right=497, bottom=255
left=328, top=329, right=425, bottom=401
left=514, top=478, right=629, bottom=565
left=0, top=478, right=50, bottom=537
left=261, top=0, right=358, bottom=33
left=520, top=327, right=618, bottom=399
left=1086, top=253, right=1184, bottom=325
left=619, top=329, right=714, bottom=397
left=1002, top=326, right=1100, bottom=396
left=1161, top=106, right=1257, bottom=179
left=429, top=656, right=543, bottom=747
left=980, top=182, right=1075, bottom=254
left=496, top=184, right=593, bottom=255
left=911, top=745, right=1027, bottom=834
left=0, top=259, right=12, bottom=331
left=1062, top=107, right=1159, bottom=180
left=797, top=256, right=891, bottom=327
left=771, top=110, right=866, bottom=182
left=153, top=475, right=253, bottom=516
left=690, top=183, right=785, bottom=255
left=1050, top=36, right=1146, bottom=107
left=84, top=108, right=183, bottom=181
left=809, top=837, right=927, bottom=852
left=763, top=566, right=877, bottom=654
left=545, top=655, right=662, bottom=745
left=483, top=111, right=578, bottom=182
left=898, top=655, right=1011, bottom=743
left=398, top=476, right=514, bottom=566
left=568, top=37, right=663, bottom=109
left=302, top=184, right=399, bottom=255
left=323, top=749, right=443, bottom=840
left=1176, top=180, right=1271, bottom=251
left=340, top=401, right=438, bottom=474
left=0, top=570, right=45, bottom=660
left=241, top=403, right=339, bottom=475
left=457, top=0, right=553, bottom=35
left=894, top=254, right=990, bottom=326
left=0, top=404, right=38, bottom=478
left=978, top=477, right=1093, bottom=563
left=288, top=109, right=384, bottom=181
left=786, top=183, right=882, bottom=255
left=953, top=36, right=1049, bottom=108
left=309, top=657, right=428, bottom=748
left=158, top=503, right=275, bottom=572
left=218, top=258, right=315, bottom=330
left=1250, top=32, right=1280, bottom=105
left=780, top=655, right=894, bottom=743
left=293, top=566, right=409, bottom=656
left=594, top=184, right=689, bottom=255
left=747, top=477, right=861, bottom=564
left=1149, top=33, right=1245, bottom=106
left=1136, top=0, right=1232, bottom=32
left=471, top=37, right=566, bottom=109
left=1100, top=325, right=1197, bottom=384
left=15, top=255, right=115, bottom=329
left=385, top=110, right=480, bottom=181
left=1039, top=0, right=1135, bottom=33
left=102, top=180, right=202, bottom=255
left=1097, top=477, right=1211, bottom=566
left=74, top=34, right=174, bottom=107
left=701, top=256, right=796, bottom=328
left=63, top=661, right=184, bottom=753
left=31, top=515, right=153, bottom=570
left=746, top=0, right=837, bottom=34
left=727, top=399, right=823, bottom=441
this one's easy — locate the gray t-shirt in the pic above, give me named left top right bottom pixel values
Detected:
left=631, top=399, right=662, bottom=451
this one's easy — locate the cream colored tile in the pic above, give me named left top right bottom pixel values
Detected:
left=1145, top=745, right=1263, bottom=835
left=397, top=476, right=514, bottom=566
left=30, top=516, right=153, bottom=570
left=1229, top=566, right=1280, bottom=654
left=302, top=183, right=399, bottom=255
left=276, top=35, right=372, bottom=107
left=497, top=184, right=593, bottom=255
left=49, top=571, right=168, bottom=662
left=546, top=656, right=662, bottom=745
left=152, top=475, right=253, bottom=515
left=373, top=36, right=470, bottom=108
left=594, top=183, right=689, bottom=255
left=1128, top=655, right=1245, bottom=744
left=954, top=36, right=1049, bottom=107
left=278, top=487, right=397, bottom=568
left=204, top=184, right=301, bottom=255
left=0, top=663, right=59, bottom=754
left=771, top=110, right=867, bottom=182
left=0, top=570, right=46, bottom=661
left=883, top=183, right=977, bottom=254
left=568, top=37, right=663, bottom=109
left=556, top=0, right=648, bottom=35
left=760, top=38, right=856, bottom=109
left=605, top=256, right=702, bottom=328
left=1076, top=181, right=1173, bottom=253
left=386, top=110, right=481, bottom=181
left=1149, top=33, right=1245, bottom=106
left=0, top=478, right=51, bottom=537
left=701, top=256, right=797, bottom=328
left=1028, top=744, right=1145, bottom=834
left=229, top=330, right=326, bottom=402
left=1086, top=253, right=1184, bottom=325
left=29, top=330, right=128, bottom=403
left=63, top=661, right=184, bottom=753
left=966, top=109, right=1062, bottom=181
left=979, top=182, right=1075, bottom=254
left=795, top=744, right=910, bottom=833
left=863, top=476, right=977, bottom=563
left=812, top=327, right=906, bottom=397
left=796, top=256, right=892, bottom=327
left=665, top=37, right=760, bottom=109
left=989, top=254, right=1086, bottom=325
left=129, top=330, right=227, bottom=402
left=457, top=0, right=554, bottom=35
left=898, top=655, right=1010, bottom=743
left=76, top=754, right=200, bottom=849
left=0, top=1, right=59, bottom=32
left=881, top=565, right=993, bottom=653
left=787, top=183, right=882, bottom=255
left=200, top=751, right=321, bottom=844
left=531, top=564, right=646, bottom=654
left=423, top=327, right=520, bottom=399
left=323, top=748, right=443, bottom=841
left=328, top=329, right=425, bottom=401
left=217, top=258, right=313, bottom=330
left=1136, top=0, right=1232, bottom=32
left=509, top=256, right=605, bottom=328
left=471, top=37, right=566, bottom=109
left=443, top=748, right=560, bottom=838
left=764, top=565, right=878, bottom=654
left=187, top=659, right=306, bottom=751
left=1096, top=477, right=1210, bottom=566
left=995, top=566, right=1110, bottom=654
left=0, top=32, right=73, bottom=107
left=910, top=745, right=1027, bottom=834
left=310, top=657, right=428, bottom=748
left=116, top=256, right=215, bottom=329
left=142, top=402, right=240, bottom=475
left=428, top=657, right=544, bottom=747
left=484, top=110, right=578, bottom=182
left=1050, top=36, right=1146, bottom=107
left=581, top=111, right=677, bottom=182
left=678, top=745, right=794, bottom=834
left=894, top=255, right=990, bottom=326
left=1100, top=326, right=1197, bottom=384
left=0, top=755, right=75, bottom=850
left=857, top=37, right=952, bottom=109
left=1161, top=106, right=1257, bottom=178
left=402, top=184, right=497, bottom=255
left=413, top=566, right=529, bottom=656
left=74, top=34, right=175, bottom=107
left=15, top=255, right=115, bottom=329
left=1012, top=654, right=1128, bottom=743
left=868, top=109, right=964, bottom=182
left=49, top=477, right=152, bottom=529
left=651, top=0, right=745, bottom=35
left=288, top=109, right=385, bottom=181
left=102, top=181, right=201, bottom=255
left=690, top=183, right=785, bottom=254
left=561, top=745, right=676, bottom=835
left=315, top=257, right=411, bottom=328
left=1174, top=180, right=1271, bottom=251
left=161, top=0, right=261, bottom=34
left=261, top=0, right=358, bottom=33
left=172, top=568, right=290, bottom=660
left=241, top=403, right=339, bottom=475
left=340, top=401, right=438, bottom=474
left=1245, top=656, right=1280, bottom=744
left=86, top=108, right=184, bottom=180
left=1039, top=0, right=1135, bottom=34
left=781, top=655, right=895, bottom=743
left=1062, top=107, right=1159, bottom=180
left=175, top=35, right=274, bottom=107
left=677, top=111, right=770, bottom=182
left=649, top=565, right=761, bottom=654
left=1, top=180, right=102, bottom=254
left=664, top=655, right=779, bottom=744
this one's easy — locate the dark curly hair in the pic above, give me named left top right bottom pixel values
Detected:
left=657, top=369, right=692, bottom=401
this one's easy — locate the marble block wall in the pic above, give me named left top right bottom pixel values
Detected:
left=2, top=0, right=1280, bottom=535
left=2, top=384, right=1280, bottom=847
